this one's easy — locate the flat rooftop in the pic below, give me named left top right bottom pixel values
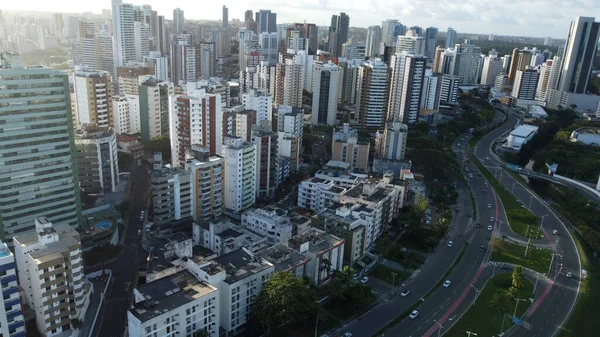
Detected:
left=209, top=248, right=272, bottom=284
left=256, top=244, right=310, bottom=272
left=574, top=127, right=600, bottom=135
left=510, top=124, right=538, bottom=138
left=131, top=270, right=216, bottom=322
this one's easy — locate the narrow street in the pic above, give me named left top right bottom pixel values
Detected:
left=92, top=162, right=150, bottom=337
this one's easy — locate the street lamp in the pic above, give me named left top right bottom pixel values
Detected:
left=513, top=298, right=528, bottom=317
left=391, top=272, right=397, bottom=291
left=540, top=214, right=549, bottom=228
left=466, top=331, right=478, bottom=337
left=434, top=319, right=444, bottom=337
left=471, top=285, right=482, bottom=306
left=511, top=182, right=518, bottom=194
left=528, top=196, right=534, bottom=211
left=533, top=272, right=540, bottom=295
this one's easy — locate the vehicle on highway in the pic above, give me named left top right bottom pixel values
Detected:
left=447, top=241, right=454, bottom=247
left=401, top=247, right=407, bottom=252
left=487, top=203, right=492, bottom=209
left=469, top=173, right=474, bottom=178
left=475, top=222, right=481, bottom=228
left=553, top=230, right=559, bottom=235
left=566, top=272, right=572, bottom=278
left=401, top=290, right=410, bottom=297
left=409, top=310, right=419, bottom=319
left=443, top=280, right=451, bottom=288
left=139, top=211, right=145, bottom=222
left=490, top=216, right=495, bottom=222
left=360, top=277, right=369, bottom=284
left=343, top=333, right=352, bottom=337
left=479, top=245, right=486, bottom=252
left=488, top=225, right=493, bottom=231
left=482, top=190, right=487, bottom=194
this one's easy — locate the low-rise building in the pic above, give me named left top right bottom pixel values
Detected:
left=315, top=164, right=361, bottom=188
left=256, top=244, right=311, bottom=279
left=504, top=124, right=539, bottom=151
left=128, top=270, right=220, bottom=337
left=193, top=217, right=268, bottom=255
left=570, top=127, right=600, bottom=145
left=331, top=124, right=370, bottom=173
left=287, top=228, right=344, bottom=285
left=242, top=206, right=294, bottom=244
left=297, top=177, right=346, bottom=213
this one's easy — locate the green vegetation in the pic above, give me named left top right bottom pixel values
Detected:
left=147, top=135, right=171, bottom=162
left=83, top=244, right=123, bottom=266
left=368, top=264, right=410, bottom=285
left=374, top=235, right=426, bottom=270
left=23, top=48, right=70, bottom=66
left=470, top=153, right=539, bottom=237
left=445, top=272, right=534, bottom=337
left=117, top=152, right=133, bottom=172
left=491, top=238, right=552, bottom=275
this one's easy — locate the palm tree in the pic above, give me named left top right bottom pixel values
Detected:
left=512, top=266, right=524, bottom=289
left=340, top=266, right=354, bottom=289
left=505, top=286, right=518, bottom=300
left=489, top=291, right=510, bottom=318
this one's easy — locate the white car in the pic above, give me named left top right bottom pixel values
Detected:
left=360, top=277, right=369, bottom=284
left=553, top=230, right=558, bottom=235
left=443, top=280, right=452, bottom=288
left=401, top=290, right=410, bottom=297
left=343, top=333, right=353, bottom=337
left=409, top=310, right=419, bottom=319
left=490, top=216, right=495, bottom=222
left=447, top=241, right=454, bottom=248
left=487, top=203, right=492, bottom=209
left=488, top=225, right=493, bottom=231
left=566, top=272, right=572, bottom=278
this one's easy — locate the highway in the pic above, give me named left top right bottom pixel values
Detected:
left=472, top=112, right=581, bottom=337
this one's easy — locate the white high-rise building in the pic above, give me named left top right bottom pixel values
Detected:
left=375, top=121, right=408, bottom=160
left=277, top=105, right=304, bottom=138
left=387, top=52, right=427, bottom=124
left=341, top=42, right=366, bottom=60
left=395, top=34, right=425, bottom=55
left=421, top=69, right=440, bottom=111
left=536, top=56, right=560, bottom=102
left=242, top=88, right=272, bottom=123
left=14, top=218, right=89, bottom=337
left=480, top=51, right=505, bottom=86
left=144, top=51, right=169, bottom=81
left=223, top=136, right=256, bottom=213
left=173, top=8, right=185, bottom=35
left=439, top=75, right=459, bottom=105
left=366, top=25, right=382, bottom=57
left=186, top=145, right=225, bottom=223
left=355, top=59, right=389, bottom=130
left=133, top=21, right=149, bottom=62
left=259, top=32, right=278, bottom=65
left=74, top=69, right=113, bottom=128
left=311, top=61, right=341, bottom=125
left=112, top=0, right=135, bottom=67
left=293, top=51, right=314, bottom=92
left=451, top=44, right=482, bottom=85
left=112, top=94, right=140, bottom=134
left=199, top=41, right=216, bottom=78
left=74, top=126, right=120, bottom=194
left=0, top=242, right=25, bottom=337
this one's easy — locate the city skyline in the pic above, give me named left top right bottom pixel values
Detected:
left=1, top=0, right=599, bottom=38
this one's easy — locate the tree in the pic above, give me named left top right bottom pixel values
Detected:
left=193, top=330, right=209, bottom=337
left=489, top=291, right=510, bottom=318
left=340, top=266, right=354, bottom=289
left=505, top=286, right=518, bottom=300
left=147, top=135, right=171, bottom=161
left=512, top=265, right=524, bottom=289
left=413, top=194, right=429, bottom=217
left=253, top=271, right=316, bottom=334
left=345, top=284, right=376, bottom=308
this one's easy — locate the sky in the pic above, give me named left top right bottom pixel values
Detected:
left=3, top=0, right=600, bottom=38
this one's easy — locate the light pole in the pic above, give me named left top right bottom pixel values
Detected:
left=548, top=253, right=555, bottom=276
left=511, top=182, right=518, bottom=194
left=465, top=331, right=478, bottom=337
left=391, top=272, right=397, bottom=291
left=434, top=319, right=444, bottom=337
left=540, top=214, right=549, bottom=228
left=528, top=196, right=534, bottom=211
left=533, top=272, right=540, bottom=295
left=471, top=285, right=481, bottom=306
left=513, top=298, right=528, bottom=317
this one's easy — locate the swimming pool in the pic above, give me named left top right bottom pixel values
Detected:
left=95, top=221, right=112, bottom=231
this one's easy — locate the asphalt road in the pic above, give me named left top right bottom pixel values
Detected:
left=92, top=162, right=150, bottom=337
left=336, top=135, right=477, bottom=337
left=473, top=113, right=581, bottom=337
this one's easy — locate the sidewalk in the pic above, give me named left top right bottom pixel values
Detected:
left=79, top=278, right=107, bottom=337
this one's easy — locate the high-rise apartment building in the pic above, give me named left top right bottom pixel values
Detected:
left=259, top=32, right=278, bottom=65
left=452, top=44, right=482, bottom=85
left=375, top=121, right=408, bottom=160
left=439, top=75, right=460, bottom=105
left=143, top=51, right=169, bottom=81
left=112, top=0, right=135, bottom=67
left=328, top=12, right=350, bottom=58
left=508, top=49, right=533, bottom=85
left=186, top=145, right=224, bottom=223
left=355, top=59, right=389, bottom=130
left=133, top=21, right=149, bottom=62
left=421, top=69, right=441, bottom=111
left=388, top=52, right=427, bottom=124
left=199, top=41, right=216, bottom=78
left=255, top=10, right=277, bottom=33
left=424, top=27, right=439, bottom=59
left=150, top=154, right=192, bottom=226
left=222, top=5, right=228, bottom=29
left=170, top=39, right=199, bottom=85
left=173, top=8, right=185, bottom=34
left=395, top=34, right=425, bottom=55
left=242, top=88, right=272, bottom=124
left=139, top=78, right=173, bottom=143
left=14, top=217, right=89, bottom=337
left=170, top=86, right=222, bottom=168
left=223, top=137, right=256, bottom=213
left=381, top=19, right=405, bottom=46
left=445, top=27, right=456, bottom=48
left=512, top=66, right=540, bottom=100
left=283, top=59, right=304, bottom=108
left=0, top=242, right=25, bottom=337
left=536, top=57, right=560, bottom=101
left=312, top=61, right=341, bottom=126
left=0, top=58, right=81, bottom=239
left=332, top=124, right=370, bottom=172
left=74, top=69, right=113, bottom=128
left=480, top=51, right=505, bottom=86
left=74, top=126, right=119, bottom=194
left=342, top=42, right=366, bottom=60
left=117, top=65, right=154, bottom=95
left=251, top=121, right=278, bottom=198
left=366, top=25, right=382, bottom=57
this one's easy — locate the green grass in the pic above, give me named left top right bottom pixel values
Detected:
left=556, top=231, right=599, bottom=337
left=445, top=273, right=534, bottom=337
left=470, top=154, right=539, bottom=237
left=368, top=264, right=410, bottom=285
left=491, top=239, right=552, bottom=275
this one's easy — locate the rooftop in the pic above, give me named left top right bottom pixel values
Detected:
left=289, top=228, right=344, bottom=255
left=208, top=248, right=273, bottom=284
left=510, top=124, right=539, bottom=138
left=131, top=270, right=217, bottom=322
left=573, top=127, right=600, bottom=135
left=257, top=244, right=310, bottom=272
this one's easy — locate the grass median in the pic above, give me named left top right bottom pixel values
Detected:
left=445, top=273, right=534, bottom=337
left=470, top=154, right=539, bottom=238
left=491, top=238, right=552, bottom=275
